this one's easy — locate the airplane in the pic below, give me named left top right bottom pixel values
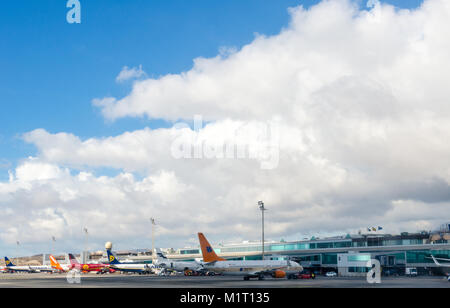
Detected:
left=154, top=248, right=203, bottom=273
left=49, top=255, right=73, bottom=272
left=429, top=255, right=450, bottom=281
left=197, top=233, right=303, bottom=280
left=67, top=254, right=114, bottom=274
left=106, top=249, right=154, bottom=274
left=4, top=257, right=55, bottom=273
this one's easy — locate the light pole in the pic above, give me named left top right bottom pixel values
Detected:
left=83, top=227, right=88, bottom=263
left=258, top=201, right=267, bottom=260
left=16, top=241, right=20, bottom=264
left=51, top=236, right=56, bottom=256
left=150, top=218, right=156, bottom=261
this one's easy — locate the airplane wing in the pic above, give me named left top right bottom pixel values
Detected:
left=433, top=257, right=450, bottom=262
left=428, top=255, right=450, bottom=266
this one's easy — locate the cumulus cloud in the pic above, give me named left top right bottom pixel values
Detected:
left=2, top=0, right=450, bottom=254
left=95, top=0, right=450, bottom=123
left=0, top=159, right=200, bottom=253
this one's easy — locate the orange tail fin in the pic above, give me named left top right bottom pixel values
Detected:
left=49, top=255, right=64, bottom=271
left=198, top=233, right=226, bottom=263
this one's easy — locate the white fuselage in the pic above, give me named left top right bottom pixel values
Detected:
left=202, top=260, right=303, bottom=277
left=110, top=263, right=152, bottom=272
left=30, top=265, right=55, bottom=272
left=49, top=262, right=73, bottom=272
left=157, top=259, right=202, bottom=272
left=5, top=265, right=32, bottom=272
left=7, top=265, right=55, bottom=273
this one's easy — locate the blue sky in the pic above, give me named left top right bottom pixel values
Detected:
left=0, top=0, right=423, bottom=181
left=3, top=0, right=447, bottom=256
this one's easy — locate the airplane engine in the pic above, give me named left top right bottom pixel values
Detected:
left=273, top=270, right=286, bottom=279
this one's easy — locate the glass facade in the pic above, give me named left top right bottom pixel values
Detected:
left=383, top=239, right=402, bottom=246
left=180, top=249, right=200, bottom=255
left=299, top=255, right=320, bottom=262
left=353, top=241, right=367, bottom=247
left=322, top=254, right=338, bottom=264
left=348, top=267, right=369, bottom=273
left=317, top=242, right=333, bottom=249
left=220, top=246, right=261, bottom=253
left=383, top=239, right=424, bottom=246
left=334, top=241, right=352, bottom=248
left=348, top=255, right=371, bottom=262
left=406, top=250, right=450, bottom=264
left=177, top=233, right=449, bottom=266
left=270, top=243, right=310, bottom=251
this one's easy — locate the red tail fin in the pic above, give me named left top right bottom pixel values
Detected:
left=68, top=254, right=80, bottom=265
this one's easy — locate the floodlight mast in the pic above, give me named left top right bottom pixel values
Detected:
left=83, top=227, right=88, bottom=263
left=51, top=236, right=56, bottom=256
left=16, top=240, right=20, bottom=264
left=258, top=201, right=267, bottom=260
left=150, top=218, right=156, bottom=261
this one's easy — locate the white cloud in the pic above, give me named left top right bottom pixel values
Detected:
left=366, top=0, right=380, bottom=9
left=15, top=160, right=68, bottom=182
left=95, top=0, right=450, bottom=123
left=0, top=160, right=198, bottom=253
left=2, top=0, right=450, bottom=254
left=115, top=65, right=146, bottom=83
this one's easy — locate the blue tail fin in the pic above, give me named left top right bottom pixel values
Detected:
left=156, top=250, right=168, bottom=260
left=106, top=249, right=121, bottom=265
left=4, top=257, right=15, bottom=267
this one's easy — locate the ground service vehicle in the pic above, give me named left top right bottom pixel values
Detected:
left=288, top=271, right=316, bottom=279
left=405, top=268, right=418, bottom=276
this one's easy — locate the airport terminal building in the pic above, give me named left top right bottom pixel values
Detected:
left=99, top=223, right=450, bottom=276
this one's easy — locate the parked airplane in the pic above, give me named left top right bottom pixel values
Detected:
left=197, top=233, right=303, bottom=280
left=4, top=257, right=54, bottom=273
left=106, top=249, right=153, bottom=274
left=49, top=255, right=72, bottom=272
left=430, top=255, right=450, bottom=281
left=68, top=254, right=113, bottom=274
left=154, top=248, right=203, bottom=273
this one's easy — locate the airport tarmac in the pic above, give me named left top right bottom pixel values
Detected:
left=0, top=273, right=448, bottom=288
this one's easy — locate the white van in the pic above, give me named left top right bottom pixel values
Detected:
left=405, top=267, right=418, bottom=277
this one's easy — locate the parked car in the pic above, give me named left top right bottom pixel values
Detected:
left=325, top=271, right=337, bottom=277
left=288, top=271, right=316, bottom=279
